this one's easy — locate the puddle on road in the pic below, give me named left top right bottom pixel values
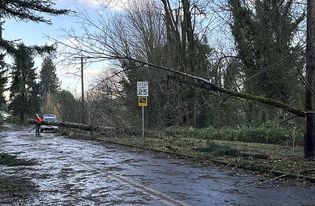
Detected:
left=0, top=129, right=314, bottom=205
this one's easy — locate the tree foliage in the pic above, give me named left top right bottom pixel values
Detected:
left=39, top=56, right=60, bottom=96
left=58, top=0, right=215, bottom=128
left=55, top=90, right=79, bottom=122
left=228, top=0, right=305, bottom=124
left=0, top=0, right=71, bottom=124
left=0, top=0, right=71, bottom=54
left=9, top=44, right=40, bottom=123
left=0, top=53, right=7, bottom=105
left=0, top=0, right=70, bottom=23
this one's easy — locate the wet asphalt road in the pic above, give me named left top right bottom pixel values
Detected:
left=0, top=128, right=314, bottom=206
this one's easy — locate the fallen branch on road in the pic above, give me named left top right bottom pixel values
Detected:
left=27, top=126, right=36, bottom=133
left=28, top=119, right=141, bottom=135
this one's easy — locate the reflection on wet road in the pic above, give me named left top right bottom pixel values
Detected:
left=0, top=128, right=314, bottom=205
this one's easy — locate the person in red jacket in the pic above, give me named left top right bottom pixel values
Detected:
left=35, top=114, right=43, bottom=136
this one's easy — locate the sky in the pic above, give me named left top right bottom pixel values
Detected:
left=3, top=0, right=127, bottom=98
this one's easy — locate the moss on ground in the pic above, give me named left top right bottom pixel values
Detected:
left=0, top=176, right=37, bottom=195
left=0, top=153, right=36, bottom=166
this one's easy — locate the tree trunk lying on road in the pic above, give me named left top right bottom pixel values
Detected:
left=28, top=119, right=141, bottom=135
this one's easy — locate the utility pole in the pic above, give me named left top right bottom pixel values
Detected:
left=74, top=56, right=98, bottom=124
left=74, top=56, right=85, bottom=124
left=304, top=0, right=315, bottom=159
left=0, top=13, right=2, bottom=38
left=0, top=13, right=3, bottom=44
left=80, top=56, right=84, bottom=124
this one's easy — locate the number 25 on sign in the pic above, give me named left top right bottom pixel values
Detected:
left=137, top=81, right=149, bottom=97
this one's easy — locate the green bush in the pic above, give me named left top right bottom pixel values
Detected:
left=165, top=126, right=199, bottom=138
left=198, top=140, right=240, bottom=158
left=212, top=126, right=302, bottom=145
left=165, top=124, right=303, bottom=145
left=237, top=127, right=286, bottom=144
left=208, top=127, right=239, bottom=141
left=166, top=126, right=218, bottom=139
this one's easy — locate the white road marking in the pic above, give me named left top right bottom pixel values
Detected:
left=76, top=159, right=191, bottom=206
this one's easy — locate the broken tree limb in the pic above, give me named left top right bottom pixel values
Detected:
left=170, top=75, right=305, bottom=117
left=117, top=55, right=305, bottom=117
left=27, top=126, right=36, bottom=133
left=28, top=119, right=141, bottom=135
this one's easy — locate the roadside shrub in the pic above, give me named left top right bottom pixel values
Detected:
left=237, top=127, right=289, bottom=144
left=165, top=126, right=199, bottom=138
left=210, top=126, right=301, bottom=145
left=208, top=127, right=239, bottom=141
left=197, top=140, right=239, bottom=158
left=166, top=126, right=218, bottom=139
left=165, top=124, right=303, bottom=145
left=195, top=126, right=217, bottom=139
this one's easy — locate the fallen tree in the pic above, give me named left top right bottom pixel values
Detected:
left=28, top=119, right=141, bottom=135
left=116, top=55, right=306, bottom=117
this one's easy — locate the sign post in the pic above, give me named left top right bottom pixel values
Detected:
left=137, top=82, right=148, bottom=138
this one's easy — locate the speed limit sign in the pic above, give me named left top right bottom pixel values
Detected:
left=137, top=81, right=149, bottom=97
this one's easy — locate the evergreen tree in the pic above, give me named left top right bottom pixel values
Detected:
left=228, top=0, right=305, bottom=124
left=0, top=53, right=7, bottom=105
left=0, top=0, right=70, bottom=54
left=0, top=1, right=70, bottom=119
left=9, top=44, right=40, bottom=123
left=0, top=17, right=7, bottom=106
left=39, top=56, right=59, bottom=96
left=56, top=90, right=79, bottom=122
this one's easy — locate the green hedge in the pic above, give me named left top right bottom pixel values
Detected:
left=165, top=124, right=302, bottom=145
left=197, top=141, right=240, bottom=158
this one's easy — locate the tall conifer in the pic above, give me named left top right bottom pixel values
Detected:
left=39, top=56, right=60, bottom=96
left=9, top=44, right=40, bottom=123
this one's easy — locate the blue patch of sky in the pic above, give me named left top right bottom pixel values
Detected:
left=3, top=0, right=104, bottom=45
left=2, top=0, right=119, bottom=97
